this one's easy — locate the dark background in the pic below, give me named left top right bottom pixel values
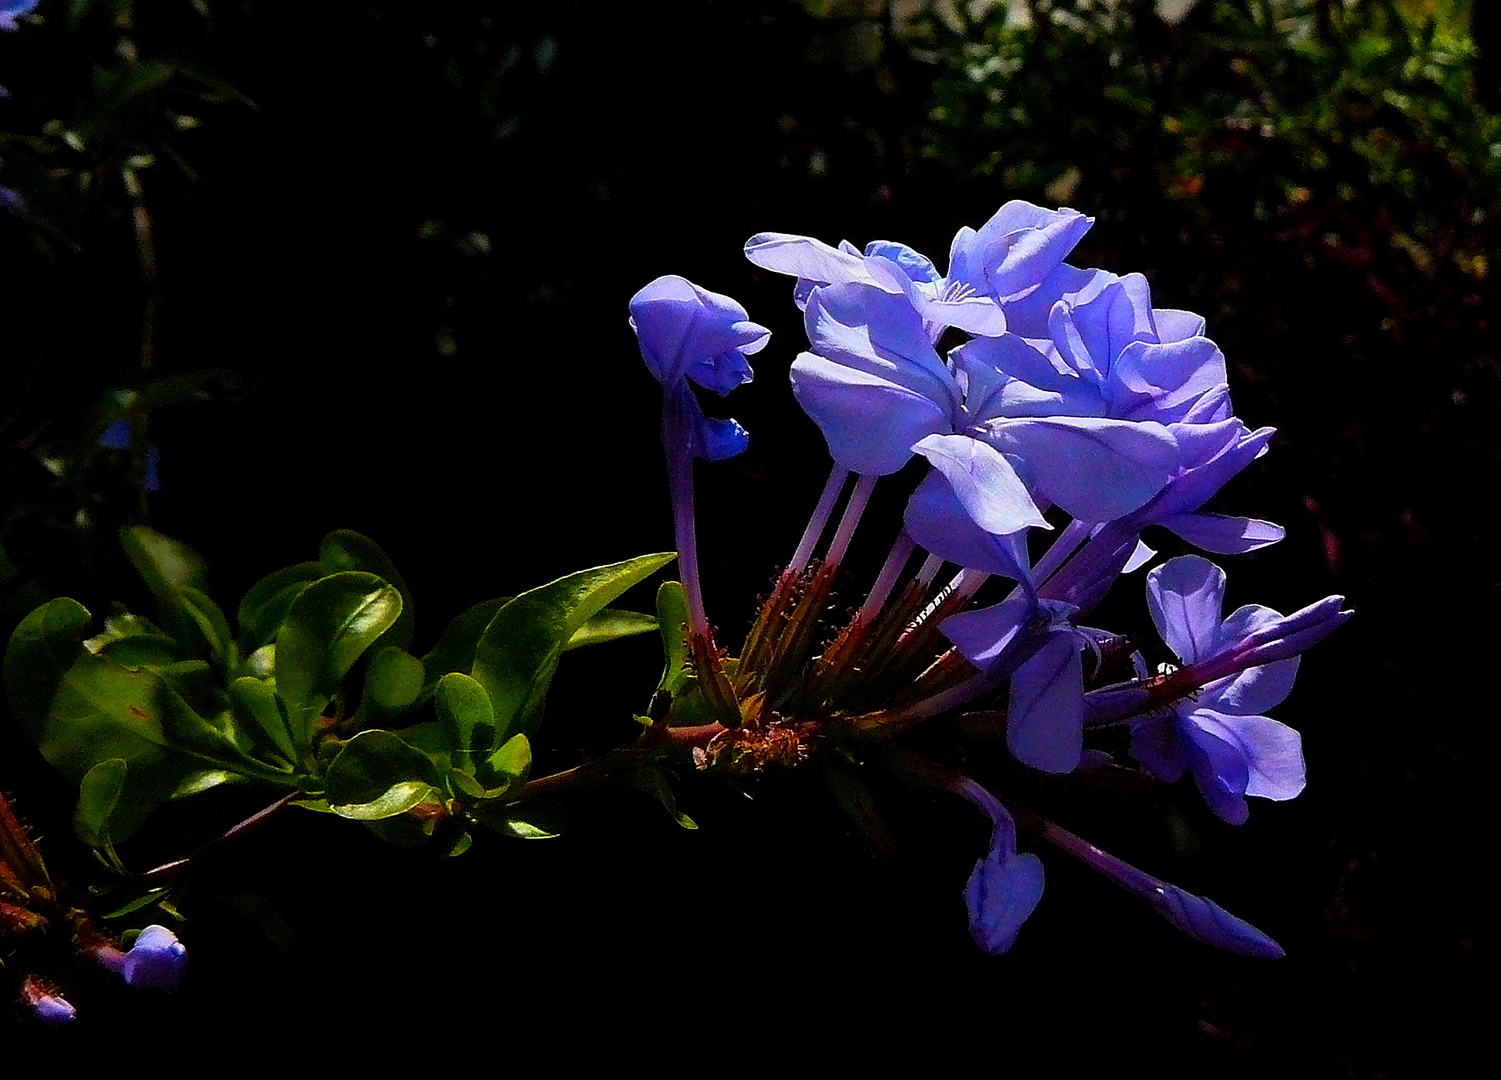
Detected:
left=0, top=1, right=1491, bottom=1071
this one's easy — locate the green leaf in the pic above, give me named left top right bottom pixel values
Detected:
left=471, top=552, right=674, bottom=740
left=5, top=599, right=92, bottom=733
left=275, top=573, right=403, bottom=748
left=120, top=528, right=220, bottom=659
left=563, top=608, right=659, bottom=652
left=655, top=580, right=691, bottom=696
left=318, top=531, right=415, bottom=653
left=121, top=526, right=208, bottom=599
left=624, top=767, right=697, bottom=829
left=101, top=888, right=172, bottom=919
left=228, top=676, right=297, bottom=762
left=236, top=562, right=322, bottom=652
left=421, top=598, right=506, bottom=683
left=435, top=671, right=495, bottom=757
left=330, top=780, right=437, bottom=821
left=5, top=606, right=225, bottom=839
left=74, top=758, right=128, bottom=848
left=179, top=586, right=238, bottom=672
left=360, top=647, right=426, bottom=728
left=324, top=729, right=440, bottom=817
left=486, top=733, right=531, bottom=781
left=471, top=797, right=566, bottom=839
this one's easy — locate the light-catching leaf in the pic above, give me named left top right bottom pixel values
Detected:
left=275, top=573, right=403, bottom=748
left=471, top=553, right=674, bottom=740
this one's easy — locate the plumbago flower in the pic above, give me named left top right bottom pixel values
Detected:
left=626, top=199, right=1346, bottom=964
left=0, top=0, right=39, bottom=33
left=1124, top=555, right=1349, bottom=825
left=629, top=275, right=768, bottom=640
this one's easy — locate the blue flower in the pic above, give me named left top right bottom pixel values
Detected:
left=98, top=417, right=162, bottom=492
left=629, top=275, right=768, bottom=639
left=0, top=0, right=39, bottom=32
left=954, top=778, right=1044, bottom=955
left=120, top=924, right=187, bottom=991
left=1041, top=818, right=1284, bottom=958
left=745, top=200, right=1091, bottom=340
left=629, top=275, right=769, bottom=463
left=1128, top=556, right=1334, bottom=824
left=22, top=976, right=76, bottom=1025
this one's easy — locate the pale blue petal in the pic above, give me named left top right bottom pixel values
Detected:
left=1183, top=719, right=1252, bottom=825
left=1146, top=555, right=1226, bottom=663
left=1007, top=632, right=1084, bottom=773
left=965, top=848, right=1046, bottom=956
left=982, top=416, right=1177, bottom=522
left=913, top=433, right=1049, bottom=535
left=939, top=595, right=1034, bottom=669
left=905, top=471, right=1036, bottom=584
left=1158, top=511, right=1285, bottom=553
left=863, top=240, right=941, bottom=283
left=1122, top=539, right=1156, bottom=573
left=1191, top=709, right=1306, bottom=802
left=1148, top=884, right=1285, bottom=959
left=999, top=263, right=1110, bottom=338
left=949, top=202, right=1094, bottom=299
left=791, top=353, right=951, bottom=475
left=1128, top=715, right=1189, bottom=783
left=743, top=231, right=868, bottom=287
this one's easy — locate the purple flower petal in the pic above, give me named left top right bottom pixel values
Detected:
left=913, top=433, right=1048, bottom=536
left=954, top=779, right=1045, bottom=956
left=121, top=924, right=187, bottom=992
left=791, top=352, right=952, bottom=475
left=1007, top=632, right=1084, bottom=773
left=905, top=470, right=1035, bottom=584
left=1182, top=718, right=1253, bottom=824
left=1146, top=555, right=1226, bottom=663
left=1190, top=709, right=1306, bottom=802
left=939, top=595, right=1035, bottom=670
left=1158, top=511, right=1286, bottom=553
left=980, top=416, right=1177, bottom=523
left=1149, top=884, right=1286, bottom=959
left=965, top=847, right=1046, bottom=955
left=628, top=275, right=769, bottom=392
left=948, top=201, right=1094, bottom=300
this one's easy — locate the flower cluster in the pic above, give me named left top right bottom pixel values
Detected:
left=629, top=201, right=1348, bottom=959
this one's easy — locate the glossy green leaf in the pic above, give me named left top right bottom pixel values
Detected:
left=331, top=780, right=437, bottom=821
left=319, top=531, right=415, bottom=653
left=5, top=599, right=93, bottom=733
left=624, top=767, right=697, bottom=829
left=563, top=608, right=659, bottom=651
left=179, top=586, right=238, bottom=672
left=84, top=610, right=178, bottom=668
left=74, top=758, right=128, bottom=848
left=170, top=769, right=238, bottom=798
left=421, top=597, right=506, bottom=684
left=486, top=733, right=531, bottom=781
left=275, top=573, right=403, bottom=748
left=361, top=647, right=426, bottom=728
left=121, top=526, right=208, bottom=599
left=6, top=606, right=231, bottom=839
left=472, top=797, right=566, bottom=839
left=435, top=671, right=495, bottom=757
left=236, top=562, right=322, bottom=652
left=324, top=729, right=440, bottom=815
left=101, top=888, right=171, bottom=919
left=471, top=552, right=674, bottom=740
left=655, top=580, right=691, bottom=695
left=120, top=528, right=222, bottom=660
left=229, top=676, right=297, bottom=762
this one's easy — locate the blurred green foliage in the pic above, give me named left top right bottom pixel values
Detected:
left=914, top=0, right=1496, bottom=279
